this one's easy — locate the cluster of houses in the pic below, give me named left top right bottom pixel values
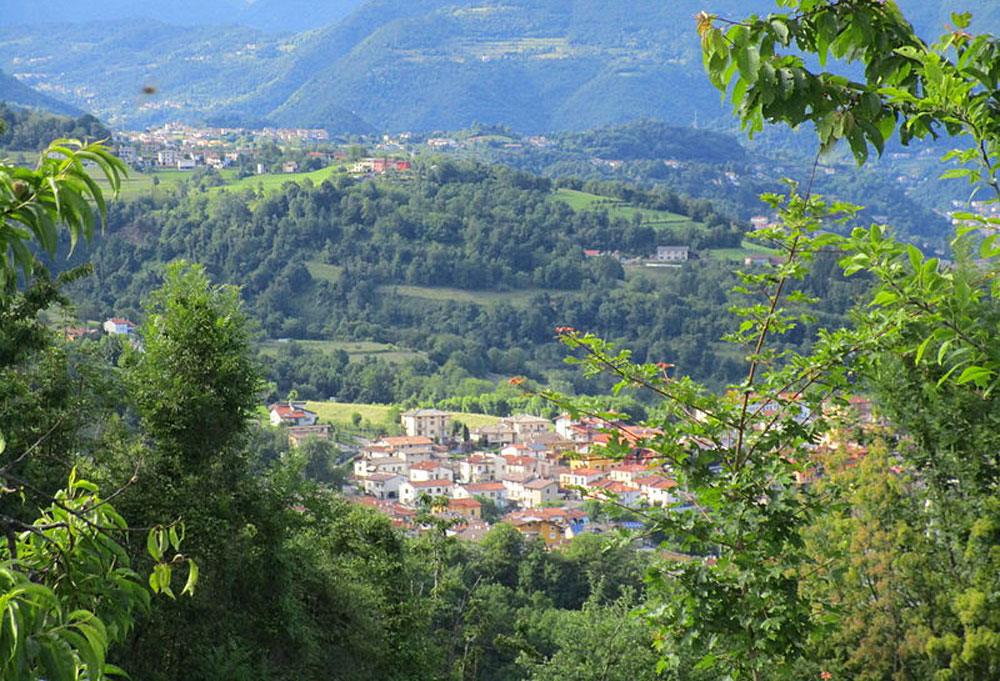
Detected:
left=582, top=245, right=691, bottom=267
left=62, top=317, right=138, bottom=343
left=267, top=390, right=881, bottom=550
left=342, top=409, right=680, bottom=547
left=114, top=123, right=333, bottom=172
left=350, top=157, right=413, bottom=175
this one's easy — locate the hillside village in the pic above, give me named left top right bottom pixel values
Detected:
left=267, top=397, right=878, bottom=549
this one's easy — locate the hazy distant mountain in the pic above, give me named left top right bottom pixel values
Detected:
left=0, top=20, right=295, bottom=129
left=249, top=0, right=769, bottom=133
left=3, top=0, right=366, bottom=33
left=0, top=0, right=996, bottom=132
left=0, top=69, right=82, bottom=116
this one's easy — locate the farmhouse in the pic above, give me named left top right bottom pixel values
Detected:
left=103, top=318, right=137, bottom=336
left=269, top=402, right=319, bottom=427
left=654, top=246, right=690, bottom=262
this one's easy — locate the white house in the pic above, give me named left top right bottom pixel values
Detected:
left=636, top=475, right=677, bottom=507
left=400, top=410, right=452, bottom=441
left=157, top=149, right=177, bottom=166
left=506, top=414, right=552, bottom=440
left=654, top=246, right=689, bottom=262
left=521, top=479, right=560, bottom=508
left=399, top=479, right=454, bottom=507
left=471, top=422, right=517, bottom=447
left=102, top=318, right=137, bottom=336
left=455, top=482, right=508, bottom=507
left=458, top=454, right=498, bottom=483
left=587, top=480, right=642, bottom=506
left=608, top=464, right=653, bottom=485
left=269, top=402, right=318, bottom=427
left=559, top=468, right=605, bottom=490
left=363, top=474, right=405, bottom=500
left=408, top=461, right=455, bottom=482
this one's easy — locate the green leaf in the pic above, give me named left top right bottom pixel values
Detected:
left=955, top=365, right=991, bottom=386
left=906, top=244, right=923, bottom=272
left=38, top=636, right=76, bottom=681
left=870, top=290, right=898, bottom=307
left=914, top=335, right=934, bottom=365
left=146, top=529, right=162, bottom=562
left=736, top=45, right=761, bottom=84
left=181, top=560, right=199, bottom=597
left=694, top=653, right=718, bottom=670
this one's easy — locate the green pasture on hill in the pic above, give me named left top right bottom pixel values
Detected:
left=706, top=239, right=780, bottom=261
left=212, top=164, right=344, bottom=194
left=305, top=261, right=344, bottom=283
left=259, top=339, right=423, bottom=364
left=381, top=284, right=558, bottom=307
left=551, top=188, right=701, bottom=229
left=94, top=164, right=346, bottom=201
left=304, top=401, right=500, bottom=429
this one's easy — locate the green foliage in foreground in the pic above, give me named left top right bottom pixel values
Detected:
left=0, top=140, right=192, bottom=681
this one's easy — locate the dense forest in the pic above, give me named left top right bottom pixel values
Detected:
left=0, top=103, right=112, bottom=150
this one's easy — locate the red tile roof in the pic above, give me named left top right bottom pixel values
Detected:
left=407, top=479, right=454, bottom=488
left=463, top=482, right=505, bottom=492
left=382, top=436, right=434, bottom=446
left=449, top=498, right=482, bottom=509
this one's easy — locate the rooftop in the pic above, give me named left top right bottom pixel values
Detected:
left=401, top=409, right=451, bottom=417
left=381, top=435, right=434, bottom=447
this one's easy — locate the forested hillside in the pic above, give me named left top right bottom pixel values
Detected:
left=0, top=68, right=83, bottom=116
left=0, top=103, right=111, bottom=149
left=457, top=120, right=954, bottom=248
left=58, top=161, right=864, bottom=402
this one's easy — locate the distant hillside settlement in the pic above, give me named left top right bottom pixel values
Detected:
left=268, top=399, right=879, bottom=548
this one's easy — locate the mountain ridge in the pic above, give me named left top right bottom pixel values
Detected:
left=0, top=0, right=997, bottom=132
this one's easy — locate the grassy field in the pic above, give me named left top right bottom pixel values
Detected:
left=212, top=165, right=343, bottom=194
left=93, top=164, right=344, bottom=201
left=96, top=169, right=211, bottom=199
left=305, top=260, right=344, bottom=283
left=305, top=401, right=500, bottom=429
left=707, top=239, right=780, bottom=260
left=259, top=339, right=423, bottom=363
left=623, top=263, right=682, bottom=280
left=381, top=284, right=557, bottom=307
left=552, top=188, right=701, bottom=229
